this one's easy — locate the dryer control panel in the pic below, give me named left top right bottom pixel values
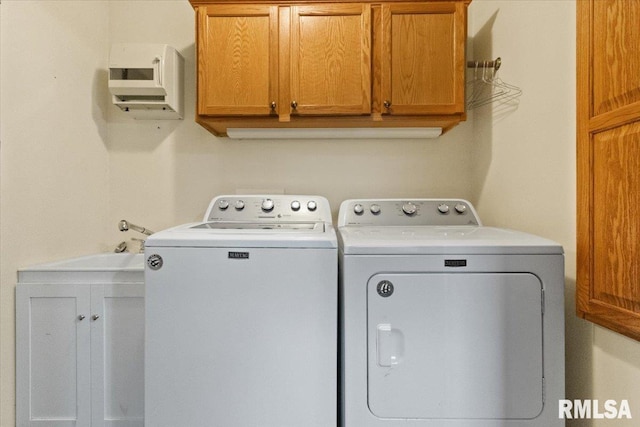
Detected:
left=204, top=195, right=332, bottom=223
left=338, top=199, right=481, bottom=227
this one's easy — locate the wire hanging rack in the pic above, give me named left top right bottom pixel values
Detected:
left=466, top=57, right=522, bottom=110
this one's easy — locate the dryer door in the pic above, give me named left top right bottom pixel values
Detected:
left=367, top=273, right=543, bottom=420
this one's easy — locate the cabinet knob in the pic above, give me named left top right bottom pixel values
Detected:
left=291, top=101, right=298, bottom=109
left=78, top=315, right=86, bottom=321
left=270, top=101, right=276, bottom=110
left=383, top=100, right=392, bottom=109
left=92, top=315, right=100, bottom=321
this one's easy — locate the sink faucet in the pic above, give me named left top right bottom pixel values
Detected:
left=114, top=241, right=128, bottom=253
left=118, top=220, right=154, bottom=236
left=118, top=220, right=154, bottom=253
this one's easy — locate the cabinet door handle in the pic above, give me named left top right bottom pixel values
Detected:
left=270, top=101, right=276, bottom=110
left=291, top=101, right=298, bottom=109
left=92, top=315, right=100, bottom=321
left=383, top=100, right=392, bottom=109
left=78, top=315, right=86, bottom=321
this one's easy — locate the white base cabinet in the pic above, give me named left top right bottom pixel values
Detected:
left=16, top=282, right=144, bottom=427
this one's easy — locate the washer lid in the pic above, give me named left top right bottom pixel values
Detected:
left=338, top=226, right=563, bottom=255
left=192, top=222, right=323, bottom=231
left=145, top=222, right=337, bottom=248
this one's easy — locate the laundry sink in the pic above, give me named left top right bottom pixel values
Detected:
left=16, top=252, right=145, bottom=425
left=18, top=252, right=144, bottom=284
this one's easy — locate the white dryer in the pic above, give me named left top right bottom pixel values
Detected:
left=338, top=199, right=564, bottom=427
left=144, top=195, right=337, bottom=427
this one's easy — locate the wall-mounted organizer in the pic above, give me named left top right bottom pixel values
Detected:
left=466, top=57, right=522, bottom=109
left=109, top=44, right=184, bottom=119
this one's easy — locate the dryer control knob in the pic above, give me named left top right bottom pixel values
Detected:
left=354, top=204, right=364, bottom=215
left=261, top=199, right=275, bottom=212
left=402, top=202, right=417, bottom=216
left=370, top=204, right=381, bottom=215
left=307, top=201, right=317, bottom=211
left=454, top=203, right=467, bottom=214
left=437, top=203, right=450, bottom=214
left=291, top=200, right=301, bottom=211
left=218, top=200, right=229, bottom=210
left=235, top=200, right=245, bottom=210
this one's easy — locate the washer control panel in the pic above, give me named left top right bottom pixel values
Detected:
left=204, top=195, right=331, bottom=223
left=338, top=199, right=481, bottom=227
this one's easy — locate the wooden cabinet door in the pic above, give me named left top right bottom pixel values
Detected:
left=577, top=0, right=640, bottom=339
left=288, top=4, right=371, bottom=116
left=197, top=5, right=279, bottom=116
left=380, top=2, right=466, bottom=115
left=590, top=0, right=640, bottom=118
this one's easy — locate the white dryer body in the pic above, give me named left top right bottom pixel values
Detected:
left=338, top=199, right=565, bottom=427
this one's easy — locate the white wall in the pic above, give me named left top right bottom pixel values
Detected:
left=2, top=0, right=640, bottom=426
left=0, top=2, right=110, bottom=425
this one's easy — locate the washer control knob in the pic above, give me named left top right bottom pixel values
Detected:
left=354, top=204, right=364, bottom=215
left=437, top=203, right=450, bottom=214
left=370, top=204, right=381, bottom=215
left=402, top=202, right=417, bottom=216
left=261, top=199, right=275, bottom=212
left=291, top=200, right=301, bottom=211
left=218, top=200, right=229, bottom=210
left=454, top=203, right=467, bottom=214
left=234, top=200, right=245, bottom=210
left=307, top=201, right=317, bottom=211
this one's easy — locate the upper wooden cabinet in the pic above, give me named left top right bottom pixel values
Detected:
left=191, top=0, right=471, bottom=137
left=197, top=5, right=279, bottom=116
left=288, top=4, right=372, bottom=117
left=380, top=2, right=466, bottom=115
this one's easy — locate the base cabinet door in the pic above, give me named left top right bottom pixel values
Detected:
left=17, top=283, right=144, bottom=427
left=91, top=284, right=145, bottom=427
left=16, top=284, right=91, bottom=427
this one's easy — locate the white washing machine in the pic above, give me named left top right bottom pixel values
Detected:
left=144, top=195, right=337, bottom=427
left=338, top=199, right=564, bottom=427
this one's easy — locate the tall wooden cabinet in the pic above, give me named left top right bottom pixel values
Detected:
left=191, top=0, right=470, bottom=136
left=577, top=0, right=640, bottom=340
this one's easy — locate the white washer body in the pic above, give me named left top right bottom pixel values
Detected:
left=145, top=195, right=337, bottom=427
left=338, top=199, right=564, bottom=427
